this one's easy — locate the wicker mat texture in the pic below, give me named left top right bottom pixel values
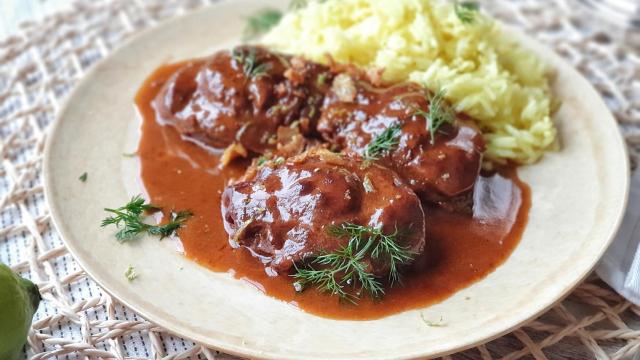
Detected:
left=1, top=0, right=639, bottom=359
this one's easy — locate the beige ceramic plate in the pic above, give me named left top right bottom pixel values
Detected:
left=44, top=1, right=629, bottom=359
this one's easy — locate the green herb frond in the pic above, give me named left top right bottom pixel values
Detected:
left=243, top=9, right=283, bottom=40
left=293, top=222, right=414, bottom=303
left=289, top=0, right=309, bottom=10
left=289, top=0, right=329, bottom=11
left=293, top=236, right=384, bottom=304
left=147, top=210, right=193, bottom=240
left=232, top=48, right=271, bottom=79
left=273, top=156, right=285, bottom=165
left=330, top=223, right=416, bottom=285
left=256, top=155, right=270, bottom=166
left=122, top=151, right=138, bottom=158
left=413, top=88, right=454, bottom=145
left=316, top=73, right=328, bottom=87
left=125, top=265, right=138, bottom=281
left=371, top=226, right=415, bottom=285
left=101, top=195, right=191, bottom=242
left=421, top=313, right=447, bottom=327
left=293, top=263, right=358, bottom=303
left=363, top=123, right=402, bottom=164
left=454, top=1, right=480, bottom=24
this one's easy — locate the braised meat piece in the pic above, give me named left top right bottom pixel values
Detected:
left=156, top=45, right=485, bottom=208
left=317, top=78, right=485, bottom=204
left=153, top=46, right=331, bottom=154
left=221, top=148, right=425, bottom=275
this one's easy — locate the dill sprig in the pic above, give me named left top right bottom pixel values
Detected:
left=289, top=0, right=328, bottom=10
left=316, top=73, right=328, bottom=87
left=363, top=123, right=402, bottom=163
left=256, top=155, right=270, bottom=166
left=293, top=251, right=380, bottom=304
left=122, top=151, right=138, bottom=158
left=243, top=9, right=283, bottom=40
left=292, top=222, right=415, bottom=303
left=330, top=223, right=415, bottom=286
left=454, top=1, right=479, bottom=24
left=421, top=314, right=447, bottom=327
left=125, top=265, right=138, bottom=281
left=292, top=236, right=384, bottom=304
left=413, top=89, right=454, bottom=145
left=289, top=0, right=309, bottom=10
left=78, top=172, right=87, bottom=182
left=232, top=48, right=270, bottom=79
left=101, top=195, right=192, bottom=242
left=148, top=210, right=192, bottom=238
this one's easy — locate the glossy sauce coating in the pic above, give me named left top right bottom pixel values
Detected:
left=153, top=46, right=330, bottom=154
left=154, top=46, right=483, bottom=208
left=318, top=80, right=485, bottom=204
left=222, top=148, right=425, bottom=275
left=136, top=62, right=531, bottom=320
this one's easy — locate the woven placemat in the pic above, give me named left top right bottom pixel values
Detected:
left=1, top=0, right=639, bottom=359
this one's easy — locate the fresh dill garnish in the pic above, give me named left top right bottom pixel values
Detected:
left=292, top=239, right=384, bottom=304
left=292, top=222, right=415, bottom=303
left=147, top=210, right=193, bottom=239
left=267, top=102, right=296, bottom=117
left=79, top=172, right=87, bottom=182
left=243, top=8, right=283, bottom=40
left=413, top=89, right=454, bottom=145
left=273, top=156, right=285, bottom=166
left=454, top=1, right=479, bottom=24
left=363, top=123, right=402, bottom=164
left=316, top=73, right=327, bottom=87
left=420, top=313, right=447, bottom=327
left=289, top=0, right=328, bottom=10
left=256, top=155, right=269, bottom=166
left=330, top=223, right=415, bottom=286
left=255, top=153, right=284, bottom=167
left=289, top=0, right=308, bottom=10
left=101, top=195, right=192, bottom=242
left=125, top=265, right=138, bottom=281
left=122, top=152, right=137, bottom=158
left=232, top=48, right=271, bottom=79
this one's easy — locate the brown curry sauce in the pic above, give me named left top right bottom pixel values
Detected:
left=135, top=62, right=530, bottom=320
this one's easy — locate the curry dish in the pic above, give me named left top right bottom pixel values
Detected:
left=134, top=46, right=530, bottom=319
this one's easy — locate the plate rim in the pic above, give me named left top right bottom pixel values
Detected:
left=42, top=2, right=631, bottom=359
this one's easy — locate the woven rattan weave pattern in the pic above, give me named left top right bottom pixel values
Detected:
left=0, top=0, right=639, bottom=359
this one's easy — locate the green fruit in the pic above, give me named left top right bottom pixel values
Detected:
left=0, top=263, right=41, bottom=360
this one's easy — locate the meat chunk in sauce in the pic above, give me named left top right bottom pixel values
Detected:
left=221, top=148, right=426, bottom=275
left=317, top=80, right=485, bottom=204
left=153, top=46, right=331, bottom=154
left=156, top=45, right=485, bottom=208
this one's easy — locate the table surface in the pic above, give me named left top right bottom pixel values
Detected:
left=1, top=0, right=639, bottom=359
left=0, top=0, right=75, bottom=39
